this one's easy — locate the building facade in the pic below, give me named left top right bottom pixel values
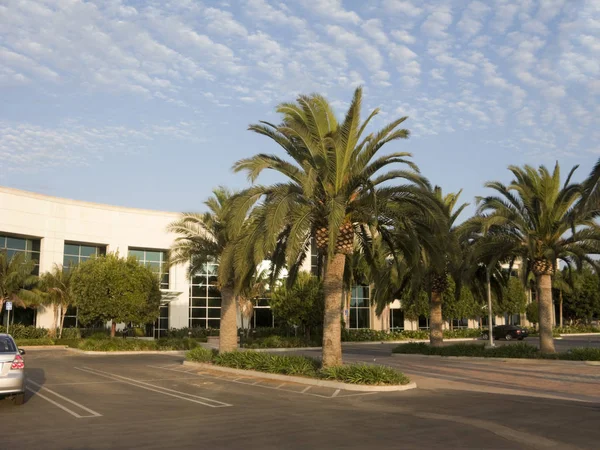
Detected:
left=1, top=187, right=522, bottom=335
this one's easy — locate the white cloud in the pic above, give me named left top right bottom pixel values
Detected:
left=244, top=0, right=306, bottom=29
left=326, top=25, right=383, bottom=72
left=421, top=4, right=453, bottom=38
left=383, top=0, right=423, bottom=17
left=361, top=19, right=388, bottom=45
left=301, top=0, right=360, bottom=24
left=457, top=1, right=491, bottom=39
left=204, top=7, right=248, bottom=37
left=491, top=0, right=519, bottom=34
left=391, top=30, right=416, bottom=44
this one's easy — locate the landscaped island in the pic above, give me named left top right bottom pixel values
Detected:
left=187, top=347, right=411, bottom=386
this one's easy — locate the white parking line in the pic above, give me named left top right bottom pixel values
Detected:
left=26, top=380, right=102, bottom=419
left=148, top=365, right=376, bottom=399
left=74, top=367, right=232, bottom=408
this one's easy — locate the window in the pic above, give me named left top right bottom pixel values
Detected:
left=390, top=308, right=404, bottom=331
left=253, top=298, right=274, bottom=328
left=63, top=242, right=105, bottom=269
left=452, top=318, right=469, bottom=329
left=63, top=243, right=106, bottom=328
left=129, top=248, right=169, bottom=289
left=189, top=262, right=221, bottom=329
left=0, top=336, right=16, bottom=353
left=154, top=305, right=169, bottom=338
left=349, top=285, right=370, bottom=329
left=418, top=315, right=429, bottom=329
left=0, top=234, right=41, bottom=275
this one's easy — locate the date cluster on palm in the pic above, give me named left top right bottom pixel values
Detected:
left=430, top=272, right=449, bottom=294
left=315, top=222, right=355, bottom=255
left=532, top=258, right=554, bottom=276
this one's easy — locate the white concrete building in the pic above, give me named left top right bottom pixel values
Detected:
left=1, top=186, right=519, bottom=336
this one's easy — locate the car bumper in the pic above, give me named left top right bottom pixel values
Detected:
left=0, top=372, right=25, bottom=395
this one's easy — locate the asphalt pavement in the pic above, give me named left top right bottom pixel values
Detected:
left=0, top=348, right=599, bottom=450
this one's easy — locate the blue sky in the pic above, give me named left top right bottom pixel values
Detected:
left=1, top=0, right=599, bottom=216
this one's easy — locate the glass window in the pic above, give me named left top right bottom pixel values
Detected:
left=0, top=336, right=17, bottom=353
left=6, top=237, right=26, bottom=251
left=128, top=248, right=169, bottom=289
left=64, top=243, right=80, bottom=256
left=254, top=308, right=273, bottom=327
left=1, top=234, right=41, bottom=276
left=349, top=285, right=370, bottom=329
left=207, top=308, right=221, bottom=318
left=390, top=308, right=404, bottom=331
left=418, top=316, right=429, bottom=329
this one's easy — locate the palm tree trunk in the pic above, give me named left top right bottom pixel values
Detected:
left=50, top=304, right=59, bottom=338
left=59, top=304, right=67, bottom=339
left=322, top=253, right=345, bottom=368
left=111, top=321, right=116, bottom=337
left=559, top=290, right=563, bottom=328
left=536, top=274, right=556, bottom=354
left=219, top=286, right=238, bottom=353
left=429, top=291, right=444, bottom=347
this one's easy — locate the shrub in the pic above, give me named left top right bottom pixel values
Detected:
left=60, top=328, right=81, bottom=339
left=15, top=338, right=55, bottom=346
left=0, top=325, right=49, bottom=339
left=87, top=332, right=111, bottom=340
left=560, top=348, right=600, bottom=361
left=163, top=327, right=217, bottom=339
left=443, top=328, right=482, bottom=338
left=555, top=325, right=600, bottom=334
left=341, top=328, right=478, bottom=342
left=212, top=351, right=320, bottom=377
left=54, top=338, right=81, bottom=348
left=243, top=335, right=318, bottom=349
left=186, top=346, right=216, bottom=363
left=77, top=337, right=203, bottom=351
left=319, top=364, right=410, bottom=385
left=393, top=342, right=540, bottom=358
left=156, top=338, right=199, bottom=350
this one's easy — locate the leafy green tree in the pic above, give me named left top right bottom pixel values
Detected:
left=40, top=264, right=76, bottom=338
left=229, top=87, right=430, bottom=367
left=562, top=266, right=600, bottom=324
left=498, top=277, right=527, bottom=319
left=71, top=253, right=161, bottom=337
left=476, top=163, right=600, bottom=354
left=270, top=272, right=324, bottom=339
left=442, top=277, right=482, bottom=325
left=552, top=269, right=573, bottom=328
left=168, top=187, right=248, bottom=353
left=526, top=301, right=539, bottom=328
left=0, top=251, right=40, bottom=321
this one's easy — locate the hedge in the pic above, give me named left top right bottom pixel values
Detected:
left=185, top=349, right=411, bottom=385
left=392, top=342, right=600, bottom=361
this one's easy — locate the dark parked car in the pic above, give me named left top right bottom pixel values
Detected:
left=481, top=325, right=528, bottom=341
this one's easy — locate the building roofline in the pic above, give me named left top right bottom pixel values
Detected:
left=0, top=186, right=180, bottom=217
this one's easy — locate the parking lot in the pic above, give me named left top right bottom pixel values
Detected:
left=1, top=349, right=600, bottom=449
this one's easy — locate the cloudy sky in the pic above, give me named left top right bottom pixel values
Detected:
left=1, top=0, right=599, bottom=213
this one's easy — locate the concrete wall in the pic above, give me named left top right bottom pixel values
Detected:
left=0, top=187, right=189, bottom=329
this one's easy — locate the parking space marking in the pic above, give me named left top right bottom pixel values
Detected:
left=74, top=367, right=232, bottom=408
left=26, top=380, right=102, bottom=419
left=148, top=365, right=378, bottom=399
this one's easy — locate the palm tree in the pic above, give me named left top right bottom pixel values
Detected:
left=0, top=251, right=40, bottom=326
left=168, top=187, right=245, bottom=353
left=237, top=268, right=269, bottom=335
left=229, top=87, right=431, bottom=367
left=476, top=163, right=600, bottom=353
left=39, top=264, right=75, bottom=338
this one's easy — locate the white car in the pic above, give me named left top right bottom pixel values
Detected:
left=0, top=334, right=26, bottom=405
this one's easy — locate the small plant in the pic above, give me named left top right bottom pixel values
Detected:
left=186, top=346, right=216, bottom=363
left=560, top=348, right=600, bottom=361
left=242, top=335, right=318, bottom=349
left=212, top=351, right=320, bottom=377
left=319, top=364, right=410, bottom=385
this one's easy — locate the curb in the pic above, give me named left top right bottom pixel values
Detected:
left=559, top=333, right=600, bottom=337
left=391, top=353, right=600, bottom=366
left=66, top=348, right=187, bottom=356
left=182, top=360, right=418, bottom=392
left=19, top=345, right=69, bottom=350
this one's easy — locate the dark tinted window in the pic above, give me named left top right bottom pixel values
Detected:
left=0, top=337, right=17, bottom=353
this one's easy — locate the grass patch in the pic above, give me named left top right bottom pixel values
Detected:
left=186, top=350, right=410, bottom=385
left=77, top=337, right=201, bottom=351
left=393, top=342, right=600, bottom=361
left=242, top=335, right=319, bottom=349
left=319, top=364, right=410, bottom=385
left=15, top=338, right=56, bottom=346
